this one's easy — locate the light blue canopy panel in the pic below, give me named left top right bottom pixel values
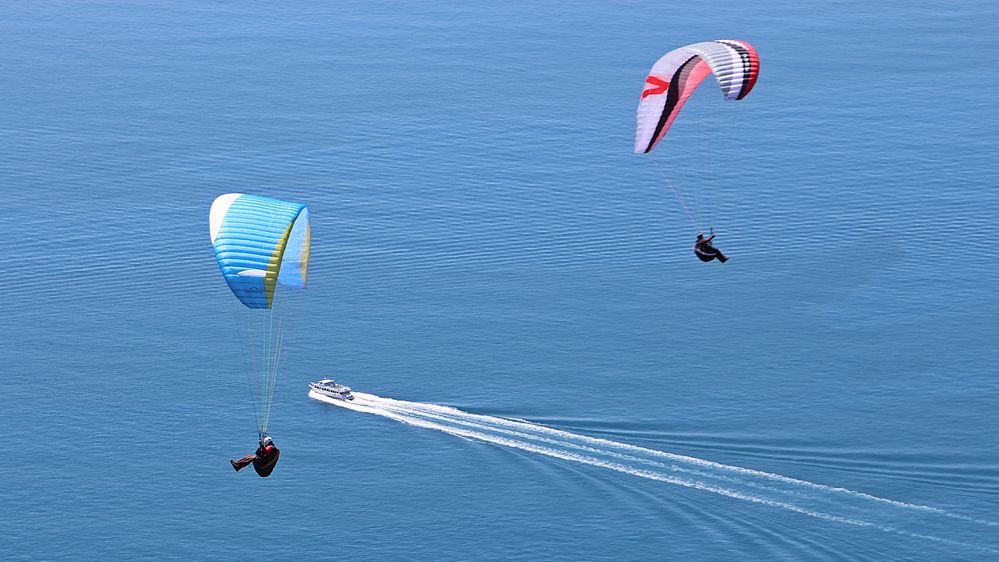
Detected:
left=209, top=193, right=311, bottom=309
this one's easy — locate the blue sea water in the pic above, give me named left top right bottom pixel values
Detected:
left=3, top=0, right=998, bottom=559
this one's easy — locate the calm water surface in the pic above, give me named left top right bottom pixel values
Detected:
left=3, top=1, right=997, bottom=560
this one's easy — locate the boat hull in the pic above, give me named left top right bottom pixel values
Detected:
left=308, top=384, right=354, bottom=401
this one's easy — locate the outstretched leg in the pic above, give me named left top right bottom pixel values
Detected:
left=231, top=454, right=256, bottom=471
left=716, top=251, right=728, bottom=263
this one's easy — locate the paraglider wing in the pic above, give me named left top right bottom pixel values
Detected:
left=634, top=40, right=759, bottom=154
left=208, top=193, right=311, bottom=436
left=209, top=193, right=311, bottom=309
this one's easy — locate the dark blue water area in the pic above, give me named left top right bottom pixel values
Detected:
left=2, top=0, right=997, bottom=559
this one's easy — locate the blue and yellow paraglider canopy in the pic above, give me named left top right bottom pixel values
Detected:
left=209, top=193, right=311, bottom=309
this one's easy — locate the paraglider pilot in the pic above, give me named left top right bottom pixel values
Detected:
left=231, top=435, right=281, bottom=477
left=694, top=232, right=728, bottom=263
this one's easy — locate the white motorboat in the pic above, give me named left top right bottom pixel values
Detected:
left=308, top=379, right=354, bottom=401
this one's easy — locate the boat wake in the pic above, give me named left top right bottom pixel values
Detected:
left=310, top=390, right=997, bottom=553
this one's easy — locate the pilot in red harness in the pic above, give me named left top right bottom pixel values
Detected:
left=694, top=232, right=729, bottom=263
left=231, top=435, right=281, bottom=477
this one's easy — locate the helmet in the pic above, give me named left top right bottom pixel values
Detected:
left=696, top=233, right=704, bottom=240
left=260, top=436, right=274, bottom=447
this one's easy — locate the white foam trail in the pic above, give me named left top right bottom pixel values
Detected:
left=365, top=394, right=999, bottom=528
left=310, top=391, right=998, bottom=553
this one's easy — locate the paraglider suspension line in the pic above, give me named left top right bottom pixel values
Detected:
left=647, top=156, right=702, bottom=232
left=231, top=300, right=262, bottom=432
left=261, top=311, right=284, bottom=433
